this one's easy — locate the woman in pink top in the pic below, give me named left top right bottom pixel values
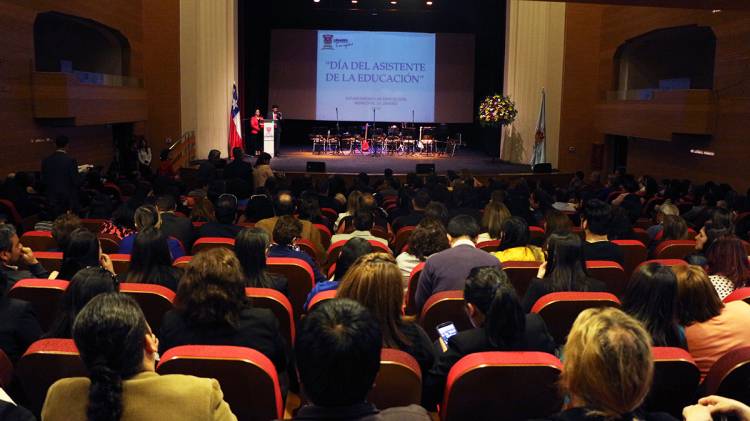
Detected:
left=674, top=264, right=750, bottom=377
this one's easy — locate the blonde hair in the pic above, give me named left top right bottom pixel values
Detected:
left=562, top=307, right=653, bottom=418
left=481, top=201, right=511, bottom=239
left=672, top=264, right=723, bottom=324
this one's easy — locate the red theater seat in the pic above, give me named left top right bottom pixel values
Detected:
left=646, top=347, right=701, bottom=417
left=502, top=261, right=541, bottom=298
left=19, top=231, right=55, bottom=252
left=325, top=239, right=393, bottom=270
left=246, top=287, right=295, bottom=345
left=476, top=240, right=501, bottom=253
left=17, top=339, right=85, bottom=414
left=440, top=352, right=563, bottom=421
left=267, top=257, right=316, bottom=319
left=419, top=291, right=472, bottom=342
left=703, top=346, right=750, bottom=403
left=109, top=253, right=131, bottom=275
left=296, top=238, right=322, bottom=263
left=98, top=234, right=120, bottom=254
left=172, top=255, right=192, bottom=269
left=34, top=251, right=63, bottom=272
left=157, top=345, right=283, bottom=421
left=404, top=262, right=425, bottom=316
left=585, top=260, right=628, bottom=296
left=8, top=279, right=68, bottom=331
left=529, top=226, right=545, bottom=244
left=612, top=239, right=647, bottom=278
left=320, top=207, right=338, bottom=222
left=654, top=240, right=697, bottom=260
left=306, top=289, right=337, bottom=312
left=368, top=349, right=422, bottom=410
left=392, top=226, right=416, bottom=255
left=313, top=223, right=332, bottom=250
left=531, top=292, right=621, bottom=344
left=633, top=227, right=650, bottom=245
left=723, top=287, right=750, bottom=305
left=119, top=283, right=175, bottom=331
left=191, top=237, right=235, bottom=254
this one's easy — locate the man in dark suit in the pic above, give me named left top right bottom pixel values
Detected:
left=223, top=147, right=253, bottom=181
left=293, top=298, right=431, bottom=421
left=0, top=225, right=49, bottom=289
left=195, top=194, right=242, bottom=240
left=267, top=104, right=282, bottom=157
left=156, top=195, right=194, bottom=251
left=414, top=215, right=500, bottom=313
left=41, top=136, right=81, bottom=216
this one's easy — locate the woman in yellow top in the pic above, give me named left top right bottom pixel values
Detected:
left=492, top=216, right=545, bottom=263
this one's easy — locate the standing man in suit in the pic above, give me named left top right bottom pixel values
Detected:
left=267, top=104, right=283, bottom=157
left=41, top=136, right=81, bottom=216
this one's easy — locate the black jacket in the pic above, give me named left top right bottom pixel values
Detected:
left=423, top=314, right=556, bottom=409
left=0, top=297, right=42, bottom=362
left=41, top=151, right=80, bottom=210
left=532, top=407, right=677, bottom=421
left=196, top=222, right=242, bottom=240
left=159, top=213, right=194, bottom=251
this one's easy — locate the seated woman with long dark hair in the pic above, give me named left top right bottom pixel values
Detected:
left=423, top=266, right=556, bottom=409
left=336, top=253, right=436, bottom=377
left=622, top=262, right=685, bottom=348
left=492, top=216, right=545, bottom=263
left=45, top=266, right=120, bottom=339
left=42, top=293, right=236, bottom=421
left=58, top=228, right=115, bottom=281
left=125, top=228, right=183, bottom=291
left=159, top=248, right=288, bottom=387
left=522, top=232, right=606, bottom=313
left=235, top=227, right=287, bottom=295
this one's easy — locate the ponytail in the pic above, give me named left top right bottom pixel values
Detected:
left=484, top=284, right=526, bottom=348
left=87, top=363, right=124, bottom=421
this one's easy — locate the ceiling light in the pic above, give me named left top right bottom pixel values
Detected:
left=352, top=0, right=358, bottom=3
left=426, top=1, right=433, bottom=4
left=390, top=1, right=398, bottom=4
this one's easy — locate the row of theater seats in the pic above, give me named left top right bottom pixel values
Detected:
left=6, top=337, right=750, bottom=420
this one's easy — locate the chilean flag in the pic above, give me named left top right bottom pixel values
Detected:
left=228, top=83, right=243, bottom=153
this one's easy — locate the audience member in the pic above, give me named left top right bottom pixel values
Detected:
left=705, top=236, right=750, bottom=300
left=156, top=195, right=193, bottom=250
left=50, top=212, right=83, bottom=251
left=118, top=205, right=184, bottom=258
left=189, top=195, right=216, bottom=223
left=477, top=201, right=511, bottom=243
left=42, top=293, right=237, bottom=421
left=196, top=149, right=221, bottom=187
left=255, top=192, right=324, bottom=255
left=304, top=238, right=373, bottom=310
left=622, top=262, right=684, bottom=348
left=264, top=216, right=326, bottom=286
left=223, top=147, right=253, bottom=182
left=330, top=211, right=388, bottom=248
left=0, top=271, right=41, bottom=362
left=647, top=203, right=680, bottom=240
left=612, top=175, right=643, bottom=223
left=414, top=215, right=500, bottom=312
left=492, top=216, right=545, bottom=262
left=58, top=228, right=114, bottom=281
left=649, top=215, right=689, bottom=257
left=293, top=299, right=430, bottom=420
left=159, top=248, right=289, bottom=386
left=522, top=233, right=606, bottom=313
left=0, top=224, right=49, bottom=287
left=674, top=264, right=750, bottom=377
left=337, top=253, right=436, bottom=375
left=538, top=307, right=674, bottom=421
left=424, top=266, right=556, bottom=409
left=125, top=229, right=182, bottom=291
left=298, top=192, right=332, bottom=231
left=235, top=227, right=288, bottom=295
left=335, top=190, right=362, bottom=231
left=423, top=201, right=450, bottom=226
left=338, top=193, right=389, bottom=234
left=253, top=152, right=274, bottom=190
left=100, top=204, right=136, bottom=240
left=45, top=266, right=119, bottom=339
left=41, top=135, right=81, bottom=216
left=580, top=199, right=624, bottom=266
left=195, top=194, right=243, bottom=240
left=395, top=217, right=449, bottom=287
left=392, top=189, right=431, bottom=233
left=607, top=206, right=637, bottom=241
left=542, top=209, right=572, bottom=242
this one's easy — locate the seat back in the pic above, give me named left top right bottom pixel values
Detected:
left=368, top=348, right=422, bottom=410
left=109, top=253, right=131, bottom=276
left=320, top=207, right=338, bottom=222
left=17, top=339, right=86, bottom=415
left=703, top=346, right=750, bottom=403
left=8, top=279, right=68, bottom=331
left=368, top=240, right=392, bottom=254
left=419, top=291, right=473, bottom=342
left=404, top=262, right=426, bottom=316
left=307, top=289, right=337, bottom=312
left=267, top=257, right=316, bottom=319
left=246, top=287, right=295, bottom=346
left=585, top=260, right=627, bottom=296
left=633, top=227, right=650, bottom=245
left=502, top=261, right=541, bottom=298
left=441, top=352, right=563, bottom=421
left=34, top=251, right=63, bottom=272
left=0, top=349, right=13, bottom=388
left=98, top=234, right=120, bottom=254
left=611, top=239, right=647, bottom=278
left=324, top=240, right=347, bottom=270
left=476, top=240, right=501, bottom=253
left=313, top=223, right=332, bottom=250
left=191, top=237, right=236, bottom=254
left=637, top=259, right=686, bottom=271
left=531, top=292, right=621, bottom=344
left=20, top=231, right=56, bottom=252
left=645, top=347, right=700, bottom=417
left=392, top=226, right=416, bottom=255
left=157, top=345, right=283, bottom=421
left=296, top=238, right=322, bottom=263
left=654, top=240, right=697, bottom=260
left=172, top=255, right=192, bottom=270
left=723, top=287, right=750, bottom=305
left=119, top=283, right=175, bottom=331
left=529, top=226, right=545, bottom=244
left=80, top=218, right=107, bottom=233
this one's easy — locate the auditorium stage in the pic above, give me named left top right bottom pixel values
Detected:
left=268, top=146, right=539, bottom=176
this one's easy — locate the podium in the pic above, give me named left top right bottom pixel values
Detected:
left=262, top=120, right=276, bottom=156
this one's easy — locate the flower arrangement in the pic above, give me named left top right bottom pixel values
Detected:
left=478, top=94, right=518, bottom=127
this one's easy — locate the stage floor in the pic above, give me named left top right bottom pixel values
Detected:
left=268, top=146, right=535, bottom=175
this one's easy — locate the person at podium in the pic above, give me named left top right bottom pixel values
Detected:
left=249, top=108, right=263, bottom=156
left=266, top=104, right=283, bottom=157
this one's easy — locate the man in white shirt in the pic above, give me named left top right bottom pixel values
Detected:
left=330, top=211, right=389, bottom=249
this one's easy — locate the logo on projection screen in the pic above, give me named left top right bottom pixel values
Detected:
left=322, top=35, right=334, bottom=50
left=322, top=34, right=353, bottom=50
